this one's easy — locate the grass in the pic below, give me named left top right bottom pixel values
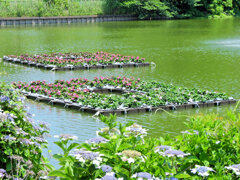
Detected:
left=0, top=0, right=105, bottom=17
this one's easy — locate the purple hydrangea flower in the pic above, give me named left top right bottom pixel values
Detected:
left=20, top=139, right=34, bottom=146
left=33, top=125, right=43, bottom=132
left=193, top=130, right=199, bottom=135
left=181, top=130, right=199, bottom=135
left=71, top=149, right=103, bottom=164
left=54, top=134, right=78, bottom=141
left=32, top=137, right=47, bottom=143
left=7, top=114, right=16, bottom=123
left=34, top=142, right=41, bottom=148
left=166, top=178, right=178, bottom=180
left=181, top=130, right=192, bottom=135
left=101, top=175, right=117, bottom=180
left=96, top=172, right=119, bottom=180
left=125, top=124, right=147, bottom=138
left=191, top=165, right=214, bottom=177
left=0, top=169, right=6, bottom=178
left=87, top=137, right=109, bottom=144
left=132, top=172, right=152, bottom=179
left=159, top=150, right=190, bottom=158
left=155, top=145, right=172, bottom=152
left=0, top=96, right=10, bottom=103
left=15, top=127, right=28, bottom=136
left=3, top=135, right=16, bottom=141
left=225, top=164, right=240, bottom=176
left=101, top=165, right=112, bottom=173
left=39, top=121, right=50, bottom=129
left=0, top=112, right=8, bottom=122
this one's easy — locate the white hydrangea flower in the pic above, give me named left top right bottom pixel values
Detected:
left=191, top=165, right=214, bottom=177
left=225, top=164, right=240, bottom=176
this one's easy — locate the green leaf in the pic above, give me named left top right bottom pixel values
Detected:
left=54, top=141, right=66, bottom=152
left=6, top=162, right=12, bottom=171
left=67, top=143, right=80, bottom=152
left=53, top=154, right=63, bottom=160
left=66, top=166, right=74, bottom=177
left=174, top=173, right=191, bottom=178
left=48, top=170, right=70, bottom=179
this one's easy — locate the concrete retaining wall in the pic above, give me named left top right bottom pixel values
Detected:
left=0, top=15, right=137, bottom=26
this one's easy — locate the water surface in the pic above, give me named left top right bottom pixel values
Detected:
left=0, top=18, right=239, bottom=155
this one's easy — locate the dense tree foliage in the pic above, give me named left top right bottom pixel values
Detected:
left=0, top=0, right=239, bottom=18
left=104, top=0, right=240, bottom=19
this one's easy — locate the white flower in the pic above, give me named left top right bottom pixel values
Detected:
left=106, top=172, right=115, bottom=176
left=127, top=157, right=135, bottom=164
left=93, top=160, right=100, bottom=167
left=159, top=149, right=190, bottom=158
left=216, top=141, right=220, bottom=144
left=191, top=165, right=214, bottom=177
left=125, top=124, right=148, bottom=138
left=225, top=164, right=240, bottom=176
left=54, top=134, right=78, bottom=141
left=75, top=156, right=85, bottom=163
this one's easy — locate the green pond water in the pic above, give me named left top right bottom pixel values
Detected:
left=0, top=18, right=240, bottom=155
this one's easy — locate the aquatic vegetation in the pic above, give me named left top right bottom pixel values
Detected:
left=4, top=52, right=147, bottom=70
left=13, top=76, right=234, bottom=114
left=0, top=82, right=51, bottom=179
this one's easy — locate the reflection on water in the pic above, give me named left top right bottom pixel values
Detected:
left=207, top=39, right=240, bottom=48
left=0, top=18, right=240, bottom=158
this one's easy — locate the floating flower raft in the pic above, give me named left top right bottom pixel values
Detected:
left=13, top=76, right=236, bottom=115
left=3, top=52, right=149, bottom=71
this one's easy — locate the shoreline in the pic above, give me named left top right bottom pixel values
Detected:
left=0, top=15, right=137, bottom=26
left=0, top=14, right=237, bottom=26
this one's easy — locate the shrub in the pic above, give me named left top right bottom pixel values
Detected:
left=0, top=82, right=51, bottom=179
left=171, top=108, right=240, bottom=178
left=49, top=104, right=240, bottom=179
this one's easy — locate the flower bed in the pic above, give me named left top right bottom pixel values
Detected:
left=3, top=52, right=149, bottom=71
left=13, top=76, right=236, bottom=115
left=0, top=82, right=50, bottom=179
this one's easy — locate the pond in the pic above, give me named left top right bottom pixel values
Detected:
left=0, top=18, right=240, bottom=156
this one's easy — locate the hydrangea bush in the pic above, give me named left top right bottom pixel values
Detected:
left=48, top=114, right=192, bottom=179
left=171, top=109, right=240, bottom=179
left=0, top=82, right=51, bottom=179
left=48, top=108, right=240, bottom=179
